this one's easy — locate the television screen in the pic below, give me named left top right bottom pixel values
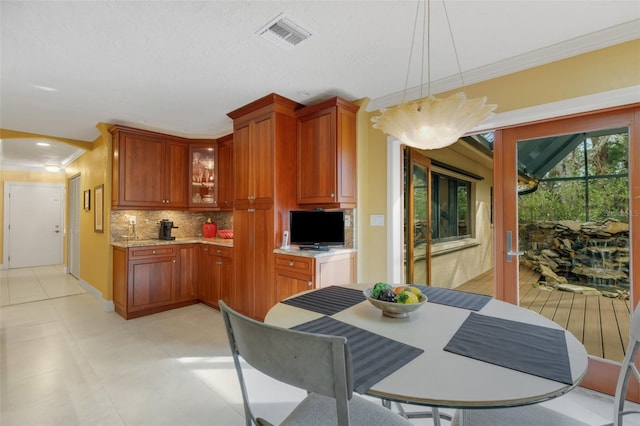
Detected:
left=289, top=210, right=345, bottom=250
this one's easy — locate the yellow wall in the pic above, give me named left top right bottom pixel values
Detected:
left=63, top=123, right=113, bottom=300
left=356, top=39, right=640, bottom=284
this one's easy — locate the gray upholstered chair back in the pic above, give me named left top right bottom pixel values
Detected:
left=220, top=301, right=354, bottom=425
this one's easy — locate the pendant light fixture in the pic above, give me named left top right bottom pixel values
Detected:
left=371, top=0, right=496, bottom=150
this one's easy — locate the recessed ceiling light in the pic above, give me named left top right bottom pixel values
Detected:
left=44, top=164, right=61, bottom=172
left=36, top=142, right=50, bottom=147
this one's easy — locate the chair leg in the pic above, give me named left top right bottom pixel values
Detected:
left=614, top=343, right=640, bottom=426
left=392, top=401, right=452, bottom=425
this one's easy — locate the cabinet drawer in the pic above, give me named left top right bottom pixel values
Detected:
left=275, top=255, right=313, bottom=274
left=202, top=245, right=233, bottom=258
left=129, top=246, right=176, bottom=258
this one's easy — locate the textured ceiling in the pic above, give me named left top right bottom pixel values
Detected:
left=1, top=0, right=639, bottom=170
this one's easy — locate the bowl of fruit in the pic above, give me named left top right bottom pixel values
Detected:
left=363, top=282, right=427, bottom=318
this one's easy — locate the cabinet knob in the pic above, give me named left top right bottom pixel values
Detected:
left=152, top=250, right=157, bottom=254
left=307, top=281, right=313, bottom=287
left=289, top=261, right=294, bottom=266
left=248, top=208, right=255, bottom=213
left=331, top=192, right=335, bottom=197
left=203, top=247, right=208, bottom=251
left=216, top=250, right=222, bottom=254
left=173, top=259, right=176, bottom=263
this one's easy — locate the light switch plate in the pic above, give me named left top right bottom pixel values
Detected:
left=370, top=215, right=384, bottom=226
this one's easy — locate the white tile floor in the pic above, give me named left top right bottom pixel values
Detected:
left=0, top=265, right=85, bottom=306
left=1, top=267, right=639, bottom=426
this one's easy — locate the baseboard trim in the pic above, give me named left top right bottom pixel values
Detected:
left=79, top=279, right=114, bottom=312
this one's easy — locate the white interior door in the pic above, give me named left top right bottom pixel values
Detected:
left=4, top=182, right=64, bottom=268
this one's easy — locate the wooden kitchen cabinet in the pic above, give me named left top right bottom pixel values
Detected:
left=296, top=97, right=359, bottom=208
left=216, top=133, right=233, bottom=210
left=273, top=252, right=357, bottom=302
left=227, top=93, right=301, bottom=320
left=176, top=244, right=198, bottom=302
left=110, top=125, right=189, bottom=209
left=189, top=142, right=218, bottom=208
left=113, top=245, right=199, bottom=319
left=198, top=244, right=233, bottom=309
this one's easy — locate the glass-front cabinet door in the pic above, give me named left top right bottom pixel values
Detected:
left=189, top=143, right=218, bottom=208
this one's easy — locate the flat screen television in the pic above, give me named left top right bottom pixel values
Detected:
left=289, top=210, right=345, bottom=250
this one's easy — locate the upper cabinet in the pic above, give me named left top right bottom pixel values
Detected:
left=189, top=143, right=218, bottom=208
left=228, top=93, right=302, bottom=210
left=111, top=125, right=230, bottom=211
left=111, top=125, right=189, bottom=209
left=295, top=97, right=359, bottom=208
left=216, top=133, right=234, bottom=210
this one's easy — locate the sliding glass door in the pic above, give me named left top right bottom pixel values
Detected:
left=494, top=105, right=640, bottom=398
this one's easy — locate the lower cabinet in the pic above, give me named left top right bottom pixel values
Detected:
left=177, top=244, right=199, bottom=302
left=198, top=245, right=233, bottom=309
left=274, top=252, right=357, bottom=302
left=113, top=243, right=232, bottom=320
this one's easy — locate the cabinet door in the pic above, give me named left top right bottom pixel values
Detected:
left=253, top=207, right=275, bottom=320
left=128, top=256, right=176, bottom=312
left=189, top=143, right=218, bottom=207
left=232, top=207, right=273, bottom=319
left=274, top=271, right=313, bottom=302
left=233, top=124, right=251, bottom=206
left=218, top=255, right=234, bottom=308
left=217, top=136, right=233, bottom=210
left=252, top=115, right=274, bottom=206
left=119, top=132, right=166, bottom=207
left=176, top=244, right=198, bottom=302
left=232, top=209, right=253, bottom=316
left=298, top=108, right=337, bottom=203
left=198, top=246, right=217, bottom=306
left=165, top=141, right=189, bottom=207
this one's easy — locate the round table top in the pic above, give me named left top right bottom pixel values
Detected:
left=264, top=283, right=589, bottom=409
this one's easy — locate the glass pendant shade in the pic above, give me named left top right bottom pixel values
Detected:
left=371, top=91, right=497, bottom=150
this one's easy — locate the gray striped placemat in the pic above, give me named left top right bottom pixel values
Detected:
left=292, top=315, right=424, bottom=393
left=444, top=312, right=572, bottom=385
left=281, top=286, right=366, bottom=316
left=415, top=285, right=491, bottom=311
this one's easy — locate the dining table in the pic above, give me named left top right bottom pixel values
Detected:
left=264, top=283, right=589, bottom=424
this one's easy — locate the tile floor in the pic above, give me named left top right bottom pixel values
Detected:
left=0, top=265, right=85, bottom=306
left=1, top=267, right=639, bottom=426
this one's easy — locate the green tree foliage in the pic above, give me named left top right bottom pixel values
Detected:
left=519, top=132, right=629, bottom=222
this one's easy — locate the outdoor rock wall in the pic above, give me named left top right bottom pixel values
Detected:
left=519, top=219, right=630, bottom=297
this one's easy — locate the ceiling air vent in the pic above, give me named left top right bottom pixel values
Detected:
left=257, top=13, right=312, bottom=49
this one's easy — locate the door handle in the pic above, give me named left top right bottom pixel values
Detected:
left=506, top=230, right=523, bottom=263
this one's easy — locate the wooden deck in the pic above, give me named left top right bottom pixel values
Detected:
left=455, top=266, right=631, bottom=363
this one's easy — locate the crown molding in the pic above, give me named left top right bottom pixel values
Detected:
left=368, top=20, right=640, bottom=112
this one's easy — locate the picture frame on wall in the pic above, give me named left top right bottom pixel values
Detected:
left=83, top=189, right=91, bottom=210
left=94, top=184, right=104, bottom=233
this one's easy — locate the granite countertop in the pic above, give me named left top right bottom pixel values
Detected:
left=111, top=237, right=233, bottom=248
left=273, top=247, right=357, bottom=258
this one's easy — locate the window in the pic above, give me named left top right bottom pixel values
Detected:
left=431, top=173, right=472, bottom=243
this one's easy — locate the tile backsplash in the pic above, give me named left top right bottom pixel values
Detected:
left=111, top=210, right=232, bottom=242
left=110, top=209, right=354, bottom=248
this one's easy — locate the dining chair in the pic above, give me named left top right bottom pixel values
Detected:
left=612, top=305, right=640, bottom=426
left=219, top=301, right=413, bottom=426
